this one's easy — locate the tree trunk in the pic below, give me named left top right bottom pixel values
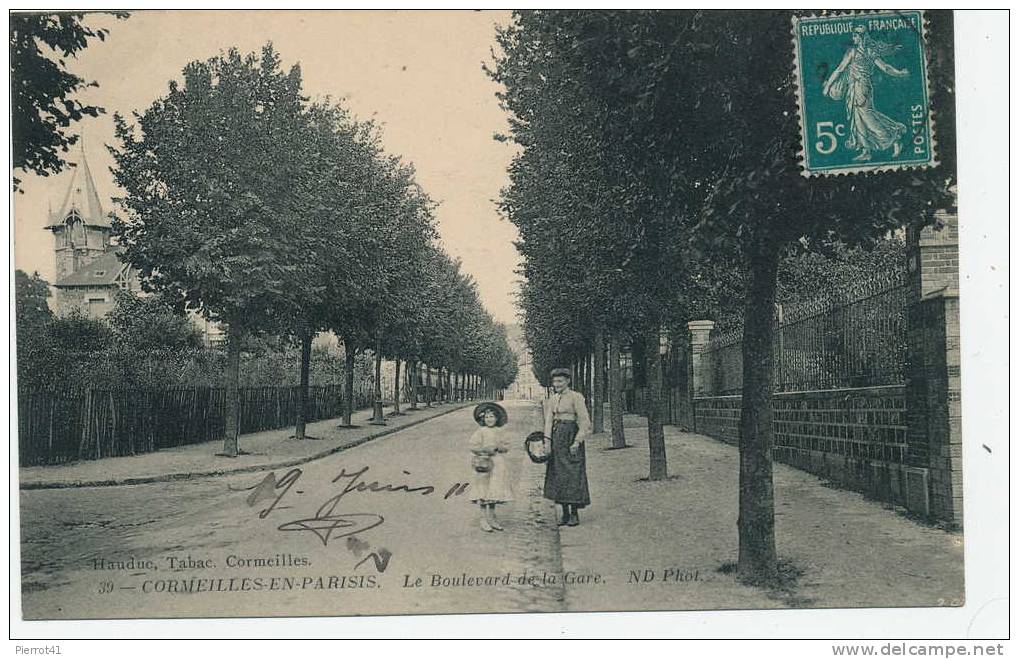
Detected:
left=646, top=324, right=668, bottom=480
left=592, top=328, right=605, bottom=433
left=294, top=331, right=313, bottom=439
left=737, top=233, right=781, bottom=582
left=222, top=325, right=242, bottom=457
left=392, top=359, right=402, bottom=414
left=425, top=363, right=433, bottom=407
left=437, top=367, right=444, bottom=403
left=370, top=331, right=386, bottom=425
left=608, top=335, right=627, bottom=449
left=342, top=343, right=357, bottom=427
left=409, top=360, right=419, bottom=410
left=585, top=350, right=593, bottom=408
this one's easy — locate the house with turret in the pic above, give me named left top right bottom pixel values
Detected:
left=44, top=149, right=225, bottom=346
left=45, top=150, right=140, bottom=318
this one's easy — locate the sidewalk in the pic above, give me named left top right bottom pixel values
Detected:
left=18, top=402, right=471, bottom=490
left=556, top=414, right=965, bottom=611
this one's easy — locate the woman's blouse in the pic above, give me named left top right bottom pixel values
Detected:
left=542, top=388, right=593, bottom=440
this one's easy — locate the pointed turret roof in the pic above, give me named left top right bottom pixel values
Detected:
left=45, top=145, right=110, bottom=229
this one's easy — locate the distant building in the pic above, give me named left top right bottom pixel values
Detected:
left=503, top=323, right=543, bottom=400
left=43, top=148, right=225, bottom=346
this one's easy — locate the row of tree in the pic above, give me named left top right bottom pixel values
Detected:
left=490, top=10, right=955, bottom=582
left=15, top=272, right=373, bottom=393
left=109, top=45, right=517, bottom=455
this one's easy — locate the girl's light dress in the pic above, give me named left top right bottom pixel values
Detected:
left=468, top=426, right=514, bottom=504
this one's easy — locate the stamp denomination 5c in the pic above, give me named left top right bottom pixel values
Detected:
left=792, top=10, right=936, bottom=176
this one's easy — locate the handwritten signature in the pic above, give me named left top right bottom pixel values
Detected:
left=242, top=466, right=470, bottom=549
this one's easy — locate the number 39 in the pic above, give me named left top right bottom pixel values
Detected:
left=815, top=121, right=845, bottom=155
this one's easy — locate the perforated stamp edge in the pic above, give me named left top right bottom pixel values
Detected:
left=791, top=10, right=939, bottom=178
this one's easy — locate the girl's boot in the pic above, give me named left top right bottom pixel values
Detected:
left=489, top=506, right=504, bottom=531
left=479, top=505, right=494, bottom=532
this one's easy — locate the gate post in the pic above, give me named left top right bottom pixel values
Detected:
left=905, top=209, right=962, bottom=526
left=687, top=320, right=716, bottom=398
left=687, top=320, right=715, bottom=434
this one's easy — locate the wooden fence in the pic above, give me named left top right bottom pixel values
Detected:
left=17, top=384, right=359, bottom=466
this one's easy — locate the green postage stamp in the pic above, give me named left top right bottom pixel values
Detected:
left=792, top=11, right=936, bottom=176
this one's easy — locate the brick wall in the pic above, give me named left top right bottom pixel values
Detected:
left=692, top=385, right=930, bottom=514
left=907, top=291, right=963, bottom=524
left=904, top=210, right=963, bottom=526
left=916, top=210, right=960, bottom=297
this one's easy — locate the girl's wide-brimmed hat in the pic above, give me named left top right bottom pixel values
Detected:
left=525, top=431, right=551, bottom=464
left=549, top=367, right=572, bottom=380
left=473, top=402, right=508, bottom=427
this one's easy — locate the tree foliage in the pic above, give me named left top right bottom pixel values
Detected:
left=15, top=270, right=53, bottom=342
left=10, top=11, right=127, bottom=189
left=111, top=45, right=312, bottom=334
left=106, top=290, right=204, bottom=351
left=110, top=43, right=517, bottom=448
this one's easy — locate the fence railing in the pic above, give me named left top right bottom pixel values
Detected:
left=703, top=270, right=908, bottom=395
left=17, top=384, right=370, bottom=466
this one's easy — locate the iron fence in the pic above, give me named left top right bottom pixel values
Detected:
left=703, top=270, right=908, bottom=395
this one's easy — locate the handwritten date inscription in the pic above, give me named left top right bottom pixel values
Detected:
left=244, top=465, right=469, bottom=549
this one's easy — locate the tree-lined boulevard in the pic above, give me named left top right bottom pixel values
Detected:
left=19, top=401, right=962, bottom=619
left=13, top=9, right=962, bottom=610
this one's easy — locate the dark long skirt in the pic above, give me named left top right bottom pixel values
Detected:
left=543, top=420, right=590, bottom=507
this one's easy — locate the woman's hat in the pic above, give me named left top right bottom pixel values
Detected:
left=473, top=402, right=508, bottom=427
left=549, top=367, right=572, bottom=380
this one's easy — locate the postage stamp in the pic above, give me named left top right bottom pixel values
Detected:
left=792, top=10, right=936, bottom=176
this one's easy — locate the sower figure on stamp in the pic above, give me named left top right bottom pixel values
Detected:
left=542, top=367, right=592, bottom=527
left=822, top=25, right=910, bottom=162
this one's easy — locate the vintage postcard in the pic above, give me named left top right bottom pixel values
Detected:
left=7, top=8, right=1003, bottom=638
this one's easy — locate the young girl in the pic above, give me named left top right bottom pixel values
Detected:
left=468, top=402, right=513, bottom=532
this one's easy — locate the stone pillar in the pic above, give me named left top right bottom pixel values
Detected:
left=905, top=210, right=962, bottom=527
left=670, top=330, right=694, bottom=430
left=687, top=320, right=716, bottom=398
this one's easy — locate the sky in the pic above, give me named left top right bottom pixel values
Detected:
left=13, top=9, right=523, bottom=324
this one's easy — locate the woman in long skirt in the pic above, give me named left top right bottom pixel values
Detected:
left=542, top=367, right=592, bottom=527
